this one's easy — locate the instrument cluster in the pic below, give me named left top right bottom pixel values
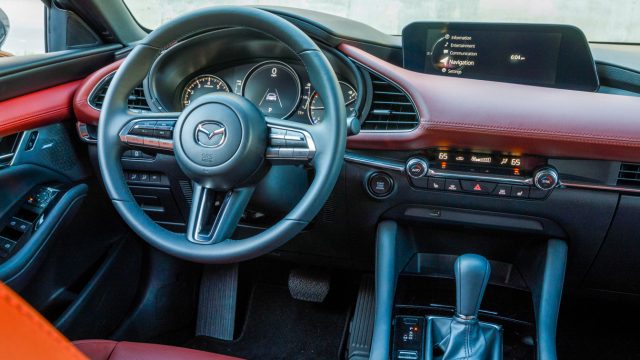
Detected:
left=179, top=60, right=358, bottom=125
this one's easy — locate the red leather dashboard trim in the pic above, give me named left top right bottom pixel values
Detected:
left=0, top=81, right=81, bottom=138
left=73, top=59, right=124, bottom=126
left=340, top=43, right=640, bottom=162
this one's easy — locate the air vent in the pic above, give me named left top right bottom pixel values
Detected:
left=89, top=74, right=150, bottom=112
left=617, top=162, right=640, bottom=187
left=362, top=72, right=419, bottom=131
left=0, top=133, right=21, bottom=168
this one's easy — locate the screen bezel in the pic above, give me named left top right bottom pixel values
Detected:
left=402, top=22, right=599, bottom=92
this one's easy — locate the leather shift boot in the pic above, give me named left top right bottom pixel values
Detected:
left=426, top=316, right=502, bottom=360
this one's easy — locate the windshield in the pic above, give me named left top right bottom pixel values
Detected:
left=124, top=0, right=640, bottom=43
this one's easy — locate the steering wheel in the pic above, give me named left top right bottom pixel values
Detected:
left=98, top=7, right=346, bottom=264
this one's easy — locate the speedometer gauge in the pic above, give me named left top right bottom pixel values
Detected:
left=308, top=81, right=357, bottom=124
left=181, top=75, right=229, bottom=108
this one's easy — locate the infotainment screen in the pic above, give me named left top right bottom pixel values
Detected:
left=402, top=23, right=599, bottom=91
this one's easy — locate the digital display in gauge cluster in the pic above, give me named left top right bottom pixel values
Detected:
left=242, top=61, right=301, bottom=119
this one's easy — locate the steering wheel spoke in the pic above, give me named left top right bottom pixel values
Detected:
left=265, top=117, right=317, bottom=164
left=186, top=182, right=255, bottom=244
left=118, top=112, right=180, bottom=151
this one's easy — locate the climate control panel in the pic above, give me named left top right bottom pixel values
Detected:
left=405, top=150, right=558, bottom=199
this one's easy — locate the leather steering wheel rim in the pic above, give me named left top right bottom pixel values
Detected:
left=97, top=6, right=346, bottom=264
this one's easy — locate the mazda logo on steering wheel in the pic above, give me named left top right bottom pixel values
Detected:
left=195, top=121, right=226, bottom=148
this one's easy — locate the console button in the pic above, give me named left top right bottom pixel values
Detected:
left=460, top=180, right=497, bottom=194
left=368, top=172, right=394, bottom=197
left=405, top=158, right=429, bottom=178
left=149, top=173, right=161, bottom=183
left=8, top=218, right=30, bottom=232
left=511, top=186, right=530, bottom=198
left=0, top=237, right=17, bottom=257
left=492, top=184, right=512, bottom=197
left=445, top=179, right=461, bottom=192
left=428, top=178, right=445, bottom=190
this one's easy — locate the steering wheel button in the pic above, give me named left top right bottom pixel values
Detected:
left=143, top=137, right=160, bottom=147
left=293, top=148, right=309, bottom=158
left=266, top=147, right=280, bottom=157
left=279, top=148, right=294, bottom=157
left=155, top=120, right=175, bottom=128
left=270, top=138, right=286, bottom=146
left=126, top=135, right=144, bottom=145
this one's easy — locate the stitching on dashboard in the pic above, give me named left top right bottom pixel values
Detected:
left=428, top=121, right=640, bottom=145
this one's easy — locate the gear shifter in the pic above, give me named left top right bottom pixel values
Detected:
left=455, top=254, right=490, bottom=320
left=425, top=254, right=502, bottom=360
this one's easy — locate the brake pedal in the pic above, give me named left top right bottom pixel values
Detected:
left=288, top=268, right=330, bottom=303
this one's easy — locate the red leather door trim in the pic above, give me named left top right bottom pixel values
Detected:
left=0, top=81, right=81, bottom=137
left=73, top=59, right=124, bottom=126
left=340, top=43, right=640, bottom=162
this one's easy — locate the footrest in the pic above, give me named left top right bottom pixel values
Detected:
left=287, top=268, right=330, bottom=303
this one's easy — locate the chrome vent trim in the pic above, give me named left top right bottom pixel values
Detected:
left=88, top=72, right=150, bottom=112
left=362, top=72, right=419, bottom=131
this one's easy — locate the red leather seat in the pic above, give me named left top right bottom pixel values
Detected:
left=0, top=281, right=241, bottom=360
left=74, top=340, right=240, bottom=360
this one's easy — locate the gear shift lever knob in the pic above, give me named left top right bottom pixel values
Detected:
left=454, top=254, right=491, bottom=319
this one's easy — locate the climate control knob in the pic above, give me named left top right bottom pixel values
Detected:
left=406, top=158, right=429, bottom=178
left=533, top=167, right=559, bottom=190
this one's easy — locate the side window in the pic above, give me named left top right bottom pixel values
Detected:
left=0, top=0, right=45, bottom=57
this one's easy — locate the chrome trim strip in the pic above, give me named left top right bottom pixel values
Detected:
left=561, top=181, right=640, bottom=194
left=343, top=152, right=405, bottom=173
left=428, top=168, right=534, bottom=186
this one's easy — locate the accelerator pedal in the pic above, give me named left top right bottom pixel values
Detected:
left=347, top=275, right=375, bottom=360
left=287, top=268, right=331, bottom=303
left=196, top=264, right=239, bottom=340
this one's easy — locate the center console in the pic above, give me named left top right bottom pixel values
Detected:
left=370, top=220, right=567, bottom=360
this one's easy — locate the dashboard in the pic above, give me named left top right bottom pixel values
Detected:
left=67, top=8, right=640, bottom=302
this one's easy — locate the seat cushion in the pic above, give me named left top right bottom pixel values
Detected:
left=74, top=340, right=242, bottom=360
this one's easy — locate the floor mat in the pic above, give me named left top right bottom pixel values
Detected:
left=187, top=283, right=350, bottom=360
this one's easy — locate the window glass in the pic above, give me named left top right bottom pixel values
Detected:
left=124, top=0, right=640, bottom=43
left=0, top=0, right=45, bottom=57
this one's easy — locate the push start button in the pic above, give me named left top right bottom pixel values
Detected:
left=367, top=172, right=394, bottom=198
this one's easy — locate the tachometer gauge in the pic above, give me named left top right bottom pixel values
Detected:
left=181, top=75, right=230, bottom=108
left=308, top=81, right=357, bottom=124
left=242, top=61, right=301, bottom=119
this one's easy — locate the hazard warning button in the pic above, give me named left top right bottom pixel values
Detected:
left=460, top=180, right=497, bottom=194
